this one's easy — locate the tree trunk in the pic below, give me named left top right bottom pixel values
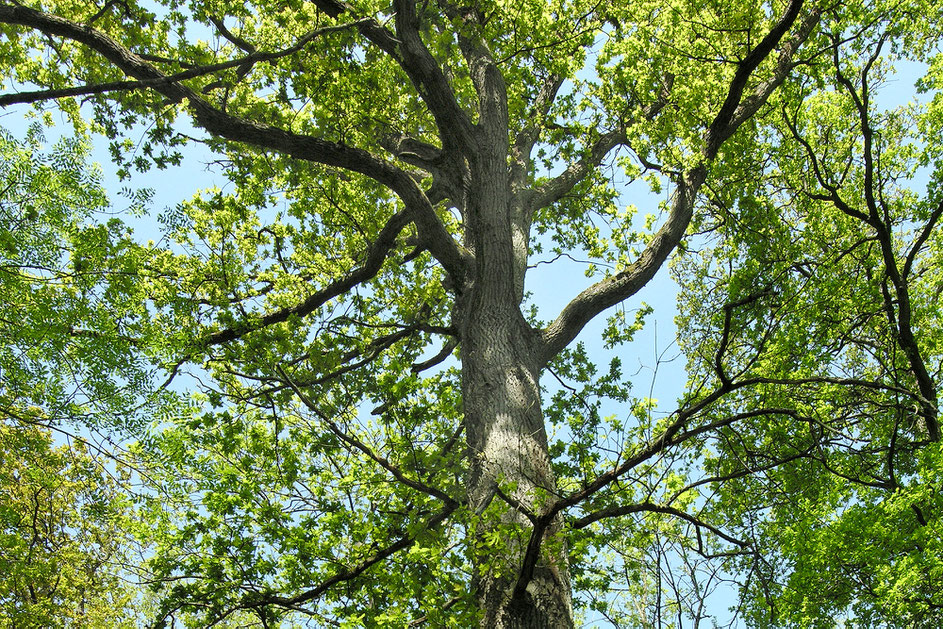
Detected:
left=460, top=306, right=573, bottom=627
left=457, top=148, right=573, bottom=627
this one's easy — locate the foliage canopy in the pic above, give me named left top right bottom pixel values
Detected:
left=1, top=0, right=942, bottom=626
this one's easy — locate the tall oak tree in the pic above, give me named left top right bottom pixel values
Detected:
left=2, top=0, right=941, bottom=626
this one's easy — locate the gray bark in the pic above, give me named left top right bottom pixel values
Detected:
left=455, top=116, right=574, bottom=623
left=460, top=302, right=573, bottom=627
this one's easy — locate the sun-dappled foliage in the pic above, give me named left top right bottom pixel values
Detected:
left=1, top=0, right=942, bottom=626
left=0, top=422, right=139, bottom=627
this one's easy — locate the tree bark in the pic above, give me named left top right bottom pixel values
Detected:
left=460, top=304, right=573, bottom=627
left=457, top=143, right=573, bottom=626
left=460, top=298, right=573, bottom=626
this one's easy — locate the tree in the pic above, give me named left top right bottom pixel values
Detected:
left=0, top=0, right=939, bottom=626
left=673, top=11, right=943, bottom=625
left=0, top=127, right=162, bottom=627
left=0, top=127, right=157, bottom=434
left=0, top=422, right=138, bottom=628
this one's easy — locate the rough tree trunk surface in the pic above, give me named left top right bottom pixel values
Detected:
left=458, top=148, right=574, bottom=627
left=461, top=309, right=573, bottom=627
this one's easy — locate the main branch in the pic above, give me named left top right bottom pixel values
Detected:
left=310, top=0, right=477, bottom=154
left=538, top=0, right=817, bottom=364
left=199, top=210, right=411, bottom=349
left=0, top=3, right=472, bottom=281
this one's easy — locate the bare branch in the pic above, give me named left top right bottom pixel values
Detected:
left=86, top=0, right=126, bottom=26
left=310, top=0, right=477, bottom=153
left=0, top=17, right=368, bottom=107
left=510, top=73, right=564, bottom=202
left=536, top=372, right=917, bottom=535
left=276, top=365, right=459, bottom=506
left=200, top=210, right=411, bottom=348
left=724, top=5, right=823, bottom=135
left=208, top=15, right=255, bottom=53
left=511, top=403, right=801, bottom=604
left=831, top=32, right=886, bottom=224
left=715, top=289, right=775, bottom=387
left=525, top=72, right=673, bottom=216
left=227, top=502, right=458, bottom=614
left=705, top=0, right=813, bottom=158
left=557, top=407, right=801, bottom=522
left=515, top=74, right=564, bottom=153
left=234, top=319, right=454, bottom=400
left=780, top=104, right=874, bottom=225
left=904, top=198, right=943, bottom=279
left=538, top=164, right=707, bottom=364
left=410, top=337, right=458, bottom=373
left=526, top=128, right=627, bottom=214
left=570, top=502, right=750, bottom=549
left=829, top=33, right=940, bottom=441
